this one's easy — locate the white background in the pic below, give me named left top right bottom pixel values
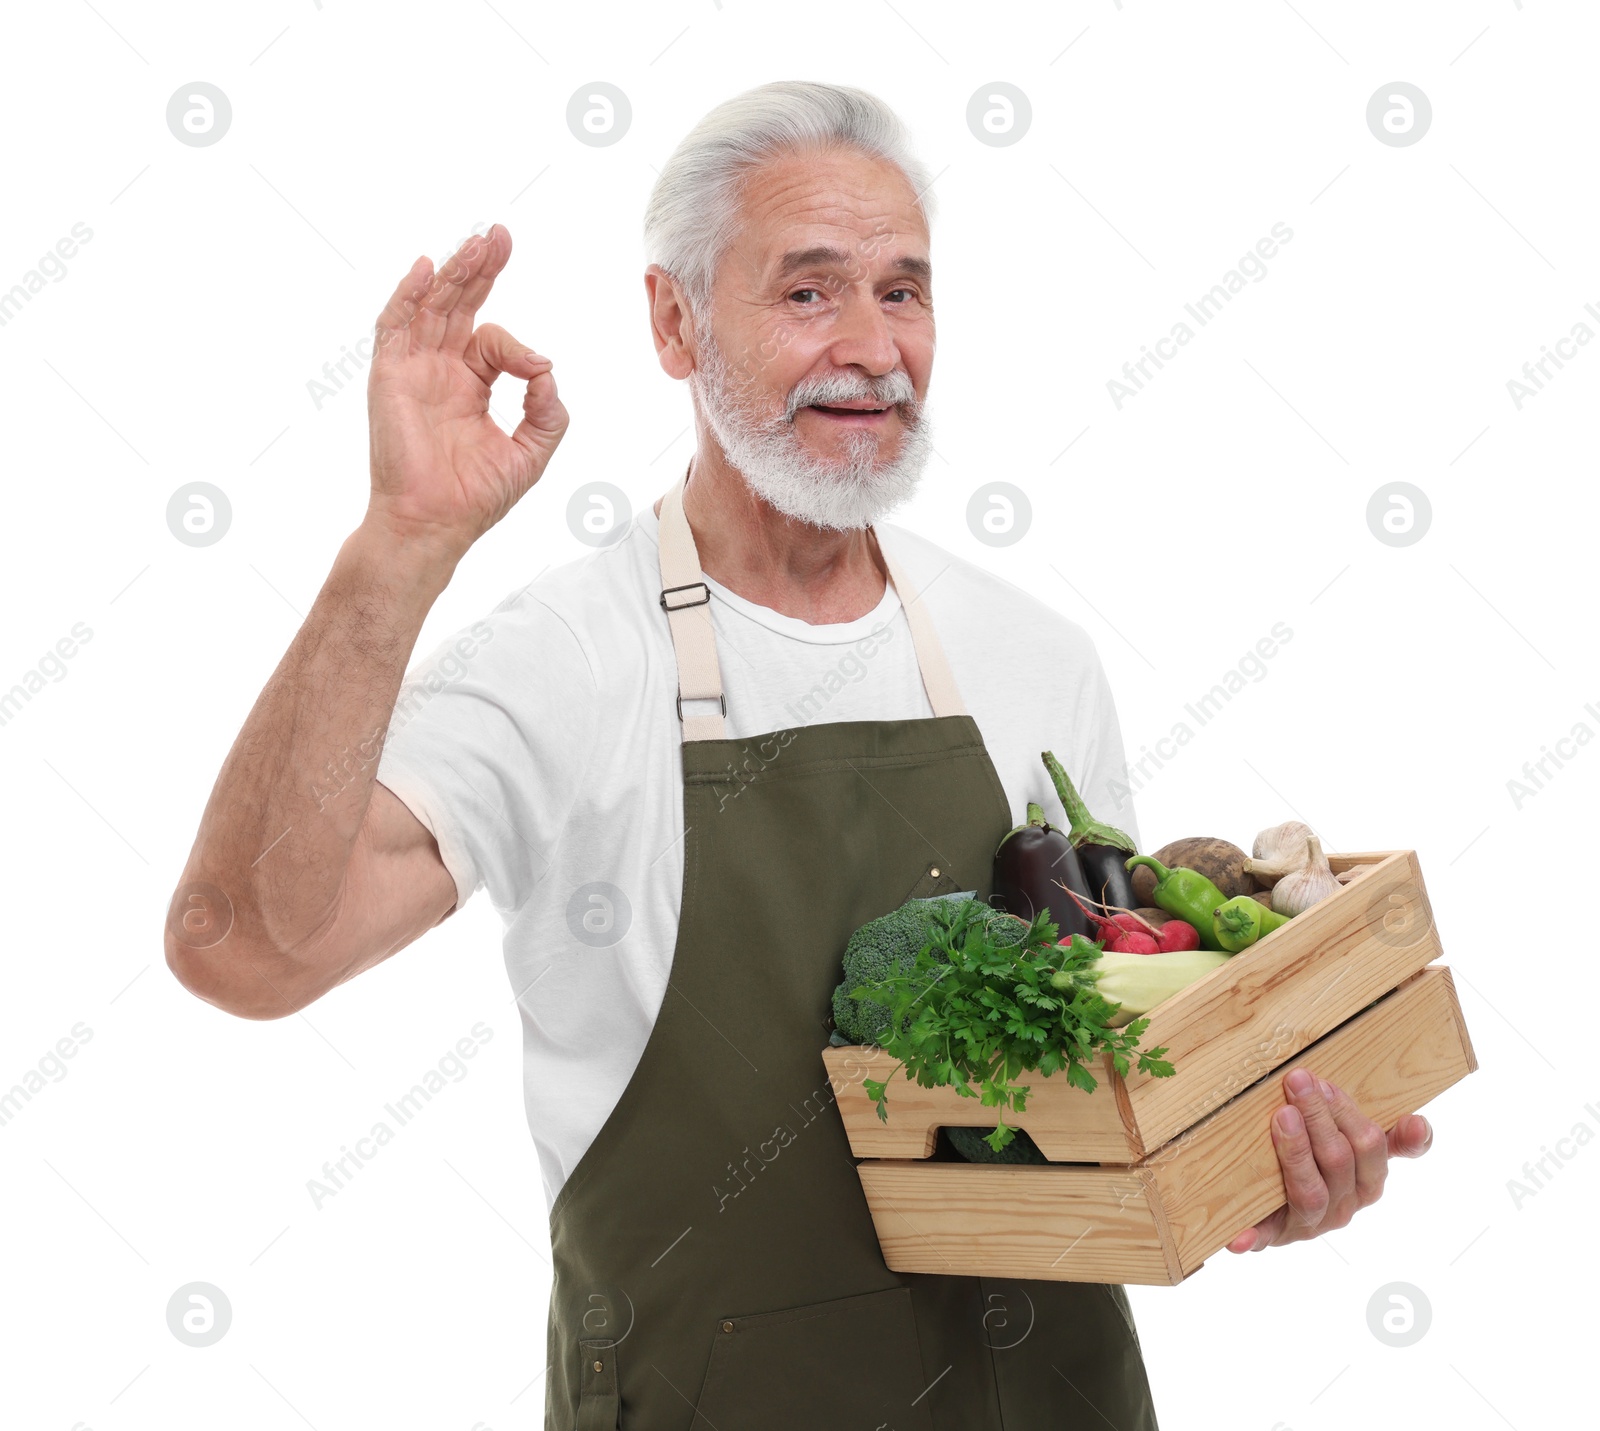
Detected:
left=1, top=1, right=1592, bottom=1428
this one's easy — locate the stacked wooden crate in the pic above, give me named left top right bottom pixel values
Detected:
left=821, top=850, right=1476, bottom=1285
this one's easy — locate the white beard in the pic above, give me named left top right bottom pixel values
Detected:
left=689, top=321, right=933, bottom=532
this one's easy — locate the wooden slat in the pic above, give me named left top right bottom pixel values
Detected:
left=1121, top=849, right=1442, bottom=1152
left=855, top=1162, right=1184, bottom=1286
left=822, top=1044, right=1137, bottom=1162
left=1444, top=973, right=1481, bottom=1075
left=825, top=852, right=1449, bottom=1166
left=1326, top=851, right=1399, bottom=872
left=1153, top=966, right=1472, bottom=1275
left=849, top=966, right=1473, bottom=1285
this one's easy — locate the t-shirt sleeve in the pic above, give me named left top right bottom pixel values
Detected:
left=375, top=586, right=600, bottom=916
left=1071, top=639, right=1143, bottom=855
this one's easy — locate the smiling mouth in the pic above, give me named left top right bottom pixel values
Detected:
left=805, top=404, right=893, bottom=419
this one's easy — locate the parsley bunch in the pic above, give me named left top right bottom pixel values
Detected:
left=851, top=899, right=1175, bottom=1154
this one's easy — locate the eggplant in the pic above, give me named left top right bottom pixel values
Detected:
left=1041, top=752, right=1139, bottom=911
left=991, top=802, right=1093, bottom=940
left=1077, top=844, right=1138, bottom=913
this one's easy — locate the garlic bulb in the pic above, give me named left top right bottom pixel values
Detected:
left=1271, top=836, right=1340, bottom=916
left=1245, top=820, right=1316, bottom=886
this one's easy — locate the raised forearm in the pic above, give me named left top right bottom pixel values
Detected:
left=166, top=519, right=456, bottom=1008
left=168, top=226, right=565, bottom=1016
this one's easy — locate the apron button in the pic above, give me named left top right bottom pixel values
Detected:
left=930, top=867, right=941, bottom=878
left=592, top=1360, right=604, bottom=1372
left=721, top=1320, right=735, bottom=1333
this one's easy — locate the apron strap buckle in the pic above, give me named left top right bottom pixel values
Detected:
left=660, top=581, right=711, bottom=612
left=676, top=691, right=727, bottom=722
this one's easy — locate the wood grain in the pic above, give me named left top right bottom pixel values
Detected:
left=855, top=1161, right=1183, bottom=1285
left=849, top=966, right=1474, bottom=1285
left=1154, top=965, right=1472, bottom=1274
left=821, top=1044, right=1135, bottom=1162
left=825, top=851, right=1445, bottom=1165
left=1123, top=850, right=1443, bottom=1152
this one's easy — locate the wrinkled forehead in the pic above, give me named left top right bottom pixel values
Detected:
left=723, top=147, right=931, bottom=292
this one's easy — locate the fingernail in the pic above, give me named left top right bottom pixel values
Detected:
left=1285, top=1068, right=1314, bottom=1098
left=1317, top=1079, right=1335, bottom=1102
left=1276, top=1106, right=1303, bottom=1135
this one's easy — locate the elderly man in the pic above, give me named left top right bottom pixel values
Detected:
left=167, top=81, right=1432, bottom=1430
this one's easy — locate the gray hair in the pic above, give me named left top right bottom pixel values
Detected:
left=643, top=81, right=935, bottom=318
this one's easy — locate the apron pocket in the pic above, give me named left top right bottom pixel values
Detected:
left=575, top=1336, right=620, bottom=1430
left=691, top=1285, right=934, bottom=1431
left=900, top=860, right=965, bottom=903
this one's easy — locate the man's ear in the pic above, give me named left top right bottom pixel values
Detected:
left=645, top=266, right=696, bottom=381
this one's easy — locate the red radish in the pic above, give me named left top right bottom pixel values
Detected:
left=1065, top=906, right=1125, bottom=946
left=1106, top=930, right=1161, bottom=955
left=1155, top=919, right=1200, bottom=952
left=1062, top=883, right=1164, bottom=954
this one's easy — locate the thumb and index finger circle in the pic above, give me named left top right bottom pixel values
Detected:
left=466, top=322, right=551, bottom=390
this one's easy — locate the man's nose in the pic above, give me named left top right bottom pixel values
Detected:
left=825, top=290, right=899, bottom=376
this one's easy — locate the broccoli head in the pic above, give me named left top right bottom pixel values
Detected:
left=830, top=901, right=940, bottom=1044
left=830, top=896, right=1029, bottom=1045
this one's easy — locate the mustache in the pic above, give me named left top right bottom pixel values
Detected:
left=783, top=370, right=918, bottom=423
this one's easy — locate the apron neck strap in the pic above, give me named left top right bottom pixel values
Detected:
left=656, top=472, right=968, bottom=742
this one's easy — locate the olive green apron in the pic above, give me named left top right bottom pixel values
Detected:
left=544, top=475, right=1158, bottom=1430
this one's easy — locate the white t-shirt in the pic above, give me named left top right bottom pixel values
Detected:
left=375, top=504, right=1141, bottom=1211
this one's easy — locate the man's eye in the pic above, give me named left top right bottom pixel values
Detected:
left=789, top=287, right=822, bottom=304
left=885, top=288, right=914, bottom=304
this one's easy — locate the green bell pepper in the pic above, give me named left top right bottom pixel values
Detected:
left=1124, top=855, right=1230, bottom=952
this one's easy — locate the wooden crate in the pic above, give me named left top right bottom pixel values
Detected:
left=823, top=849, right=1443, bottom=1163
left=857, top=965, right=1475, bottom=1285
left=821, top=850, right=1476, bottom=1285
